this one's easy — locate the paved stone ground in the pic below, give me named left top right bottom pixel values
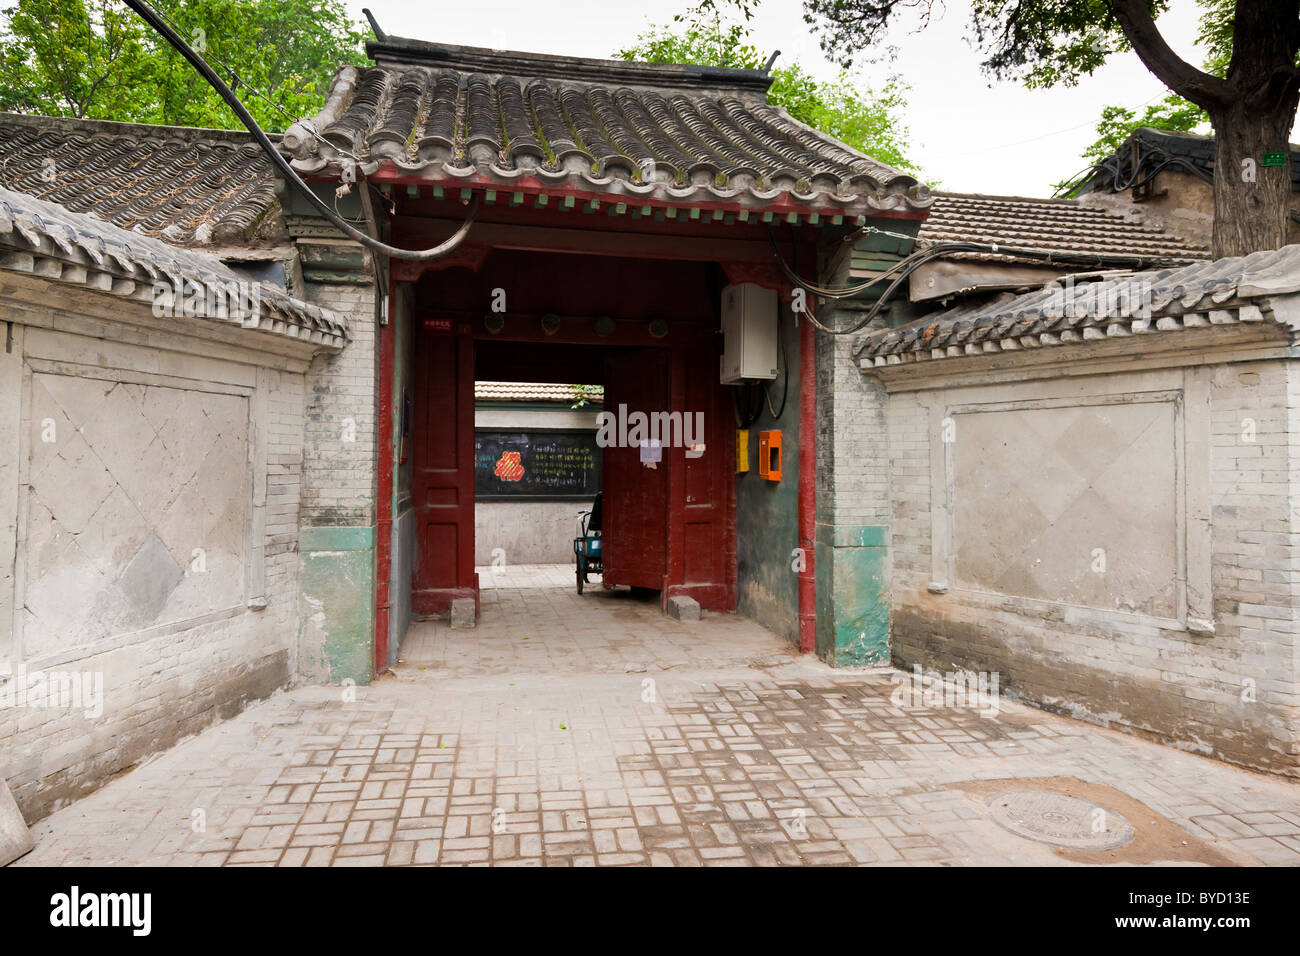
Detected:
left=16, top=565, right=1300, bottom=866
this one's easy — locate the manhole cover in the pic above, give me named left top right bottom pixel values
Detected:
left=986, top=790, right=1135, bottom=850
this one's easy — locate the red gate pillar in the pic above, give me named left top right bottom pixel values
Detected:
left=375, top=276, right=397, bottom=673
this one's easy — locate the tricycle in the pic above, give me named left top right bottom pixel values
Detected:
left=573, top=492, right=603, bottom=594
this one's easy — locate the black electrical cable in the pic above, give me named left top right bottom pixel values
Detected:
left=1054, top=141, right=1215, bottom=198
left=763, top=323, right=789, bottom=420
left=767, top=225, right=1159, bottom=336
left=122, top=0, right=477, bottom=262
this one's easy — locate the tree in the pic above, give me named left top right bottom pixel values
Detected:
left=0, top=0, right=367, bottom=131
left=0, top=0, right=152, bottom=118
left=803, top=0, right=1300, bottom=257
left=618, top=0, right=922, bottom=175
left=1071, top=1, right=1246, bottom=176
left=1077, top=95, right=1207, bottom=168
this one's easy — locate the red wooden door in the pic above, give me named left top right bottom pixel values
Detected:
left=411, top=320, right=477, bottom=614
left=601, top=349, right=670, bottom=590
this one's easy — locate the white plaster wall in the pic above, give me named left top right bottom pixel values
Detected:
left=881, top=350, right=1300, bottom=776
left=0, top=287, right=316, bottom=821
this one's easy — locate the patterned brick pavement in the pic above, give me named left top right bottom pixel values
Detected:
left=16, top=566, right=1300, bottom=866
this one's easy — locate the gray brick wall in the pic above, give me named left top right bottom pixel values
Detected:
left=301, top=279, right=378, bottom=528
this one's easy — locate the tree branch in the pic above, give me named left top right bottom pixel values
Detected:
left=1107, top=0, right=1233, bottom=109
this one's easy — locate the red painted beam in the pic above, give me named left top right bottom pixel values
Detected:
left=391, top=216, right=796, bottom=265
left=366, top=166, right=931, bottom=225
left=798, top=310, right=817, bottom=655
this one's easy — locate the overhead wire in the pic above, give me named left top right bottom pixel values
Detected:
left=122, top=0, right=477, bottom=262
left=767, top=222, right=1163, bottom=337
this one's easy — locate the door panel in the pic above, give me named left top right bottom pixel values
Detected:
left=601, top=349, right=669, bottom=590
left=669, top=335, right=736, bottom=609
left=411, top=321, right=477, bottom=614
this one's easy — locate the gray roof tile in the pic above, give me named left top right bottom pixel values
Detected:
left=921, top=192, right=1208, bottom=267
left=0, top=113, right=278, bottom=246
left=279, top=39, right=930, bottom=218
left=856, top=244, right=1300, bottom=365
left=0, top=184, right=348, bottom=349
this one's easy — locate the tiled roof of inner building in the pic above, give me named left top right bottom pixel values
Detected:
left=278, top=38, right=930, bottom=218
left=475, top=382, right=604, bottom=403
left=0, top=185, right=348, bottom=350
left=1083, top=127, right=1300, bottom=195
left=855, top=245, right=1300, bottom=366
left=919, top=193, right=1209, bottom=267
left=0, top=113, right=278, bottom=246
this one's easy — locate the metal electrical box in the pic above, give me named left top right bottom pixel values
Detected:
left=758, top=430, right=782, bottom=481
left=719, top=283, right=778, bottom=383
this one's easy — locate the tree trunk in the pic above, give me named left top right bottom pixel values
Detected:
left=1209, top=101, right=1298, bottom=258
left=1111, top=0, right=1300, bottom=259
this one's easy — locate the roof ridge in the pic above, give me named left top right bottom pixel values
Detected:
left=0, top=111, right=279, bottom=147
left=933, top=190, right=1085, bottom=205
left=367, top=36, right=774, bottom=95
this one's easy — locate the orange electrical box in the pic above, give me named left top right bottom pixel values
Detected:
left=758, top=430, right=782, bottom=481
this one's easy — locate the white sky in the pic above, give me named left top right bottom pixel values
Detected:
left=344, top=0, right=1211, bottom=196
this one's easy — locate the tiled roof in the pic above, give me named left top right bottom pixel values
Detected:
left=475, top=382, right=603, bottom=403
left=279, top=38, right=930, bottom=219
left=1081, top=127, right=1300, bottom=194
left=0, top=113, right=279, bottom=246
left=0, top=185, right=348, bottom=349
left=856, top=244, right=1300, bottom=366
left=919, top=192, right=1209, bottom=267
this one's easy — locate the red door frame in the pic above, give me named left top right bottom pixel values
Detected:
left=376, top=276, right=395, bottom=673
left=371, top=202, right=846, bottom=673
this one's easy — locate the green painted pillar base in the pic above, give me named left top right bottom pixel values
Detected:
left=815, top=523, right=890, bottom=667
left=298, top=525, right=376, bottom=685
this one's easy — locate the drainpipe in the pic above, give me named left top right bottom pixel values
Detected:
left=798, top=311, right=816, bottom=654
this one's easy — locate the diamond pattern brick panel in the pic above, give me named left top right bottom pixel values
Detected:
left=22, top=375, right=249, bottom=655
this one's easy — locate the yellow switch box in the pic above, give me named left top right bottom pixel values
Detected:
left=737, top=429, right=749, bottom=473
